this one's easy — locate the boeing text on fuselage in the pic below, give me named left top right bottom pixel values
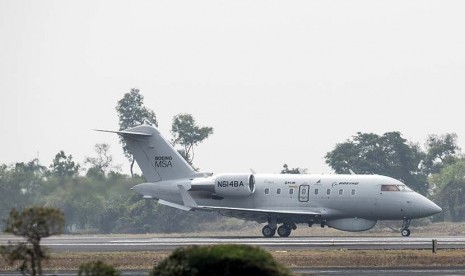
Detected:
left=97, top=125, right=442, bottom=238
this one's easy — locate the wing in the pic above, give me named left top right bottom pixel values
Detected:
left=173, top=185, right=321, bottom=223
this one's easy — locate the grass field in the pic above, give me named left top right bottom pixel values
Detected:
left=2, top=249, right=465, bottom=271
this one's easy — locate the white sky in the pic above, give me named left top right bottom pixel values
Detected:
left=1, top=0, right=464, bottom=175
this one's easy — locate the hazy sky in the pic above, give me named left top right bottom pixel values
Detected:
left=1, top=0, right=464, bottom=175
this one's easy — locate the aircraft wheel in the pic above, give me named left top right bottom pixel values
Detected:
left=401, top=228, right=411, bottom=237
left=262, top=225, right=276, bottom=238
left=277, top=225, right=291, bottom=237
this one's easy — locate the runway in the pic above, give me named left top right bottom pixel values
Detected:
left=2, top=235, right=465, bottom=252
left=3, top=235, right=465, bottom=275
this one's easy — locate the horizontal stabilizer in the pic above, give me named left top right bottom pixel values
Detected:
left=94, top=129, right=152, bottom=137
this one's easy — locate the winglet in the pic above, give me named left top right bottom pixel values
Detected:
left=178, top=185, right=198, bottom=208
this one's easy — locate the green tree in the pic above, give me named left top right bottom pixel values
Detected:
left=49, top=151, right=80, bottom=178
left=116, top=88, right=157, bottom=176
left=325, top=132, right=428, bottom=194
left=171, top=114, right=213, bottom=166
left=0, top=206, right=64, bottom=276
left=78, top=260, right=121, bottom=276
left=429, top=159, right=465, bottom=221
left=281, top=164, right=303, bottom=174
left=423, top=133, right=460, bottom=175
left=0, top=160, right=44, bottom=221
left=150, top=244, right=292, bottom=276
left=85, top=143, right=116, bottom=178
left=41, top=176, right=106, bottom=232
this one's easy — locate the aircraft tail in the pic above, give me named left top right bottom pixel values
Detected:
left=97, top=125, right=196, bottom=182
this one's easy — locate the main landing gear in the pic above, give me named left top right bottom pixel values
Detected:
left=262, top=225, right=276, bottom=238
left=262, top=222, right=296, bottom=238
left=401, top=219, right=411, bottom=237
left=277, top=225, right=292, bottom=237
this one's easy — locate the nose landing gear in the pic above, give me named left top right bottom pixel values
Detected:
left=401, top=219, right=411, bottom=237
left=401, top=228, right=411, bottom=237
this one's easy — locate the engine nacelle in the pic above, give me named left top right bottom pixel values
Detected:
left=214, top=173, right=255, bottom=197
left=326, top=218, right=377, bottom=232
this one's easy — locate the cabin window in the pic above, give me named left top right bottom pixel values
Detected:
left=289, top=188, right=294, bottom=195
left=277, top=188, right=281, bottom=194
left=327, top=189, right=331, bottom=195
left=265, top=188, right=270, bottom=195
left=381, top=185, right=400, bottom=192
left=339, top=189, right=343, bottom=196
left=301, top=188, right=307, bottom=194
left=314, top=189, right=319, bottom=195
left=351, top=189, right=356, bottom=196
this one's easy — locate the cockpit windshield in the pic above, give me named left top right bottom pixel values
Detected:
left=381, top=184, right=413, bottom=192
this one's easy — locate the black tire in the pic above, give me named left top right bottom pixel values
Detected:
left=262, top=225, right=276, bottom=238
left=401, top=228, right=411, bottom=237
left=277, top=225, right=291, bottom=237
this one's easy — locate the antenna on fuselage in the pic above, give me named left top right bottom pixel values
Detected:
left=349, top=169, right=356, bottom=175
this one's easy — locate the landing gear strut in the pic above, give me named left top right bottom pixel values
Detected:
left=401, top=219, right=411, bottom=237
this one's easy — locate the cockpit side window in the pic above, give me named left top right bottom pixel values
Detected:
left=381, top=184, right=413, bottom=192
left=381, top=185, right=400, bottom=191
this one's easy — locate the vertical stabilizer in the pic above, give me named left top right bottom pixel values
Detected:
left=97, top=125, right=195, bottom=182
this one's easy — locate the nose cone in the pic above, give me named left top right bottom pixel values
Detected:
left=423, top=198, right=442, bottom=216
left=430, top=202, right=442, bottom=215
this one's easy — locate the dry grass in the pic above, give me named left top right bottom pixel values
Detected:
left=0, top=251, right=169, bottom=271
left=2, top=249, right=465, bottom=271
left=271, top=249, right=465, bottom=268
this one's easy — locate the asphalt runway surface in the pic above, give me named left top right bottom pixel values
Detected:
left=2, top=235, right=465, bottom=251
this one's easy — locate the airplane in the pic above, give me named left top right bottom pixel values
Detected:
left=98, top=125, right=442, bottom=237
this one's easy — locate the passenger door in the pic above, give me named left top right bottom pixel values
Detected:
left=299, top=184, right=310, bottom=202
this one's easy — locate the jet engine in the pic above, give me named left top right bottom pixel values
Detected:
left=215, top=174, right=256, bottom=197
left=326, top=218, right=377, bottom=232
left=190, top=173, right=256, bottom=197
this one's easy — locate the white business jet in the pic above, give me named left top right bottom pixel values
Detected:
left=98, top=125, right=442, bottom=237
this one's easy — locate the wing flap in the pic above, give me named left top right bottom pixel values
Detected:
left=191, top=205, right=321, bottom=216
left=176, top=184, right=320, bottom=216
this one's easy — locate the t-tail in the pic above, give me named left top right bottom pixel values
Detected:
left=96, top=125, right=196, bottom=182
